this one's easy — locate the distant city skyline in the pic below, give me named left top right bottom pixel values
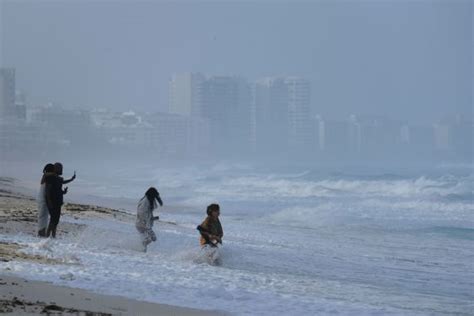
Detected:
left=2, top=66, right=472, bottom=164
left=1, top=0, right=471, bottom=124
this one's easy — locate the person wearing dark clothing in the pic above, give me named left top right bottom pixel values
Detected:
left=54, top=162, right=76, bottom=204
left=44, top=173, right=62, bottom=238
left=45, top=163, right=75, bottom=238
left=197, top=203, right=223, bottom=247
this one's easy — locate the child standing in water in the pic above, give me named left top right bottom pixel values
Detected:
left=197, top=204, right=223, bottom=265
left=197, top=204, right=223, bottom=247
left=136, top=187, right=163, bottom=252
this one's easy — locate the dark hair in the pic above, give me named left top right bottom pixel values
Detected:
left=206, top=203, right=220, bottom=216
left=53, top=162, right=63, bottom=175
left=43, top=163, right=55, bottom=173
left=145, top=187, right=163, bottom=207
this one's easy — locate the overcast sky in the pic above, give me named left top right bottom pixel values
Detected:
left=1, top=0, right=472, bottom=122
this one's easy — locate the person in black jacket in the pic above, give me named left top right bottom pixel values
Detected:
left=45, top=163, right=75, bottom=238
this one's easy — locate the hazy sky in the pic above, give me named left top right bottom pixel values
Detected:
left=1, top=0, right=472, bottom=122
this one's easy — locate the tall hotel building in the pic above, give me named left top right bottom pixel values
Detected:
left=285, top=77, right=311, bottom=150
left=0, top=68, right=16, bottom=118
left=168, top=73, right=211, bottom=158
left=201, top=76, right=253, bottom=155
left=168, top=73, right=205, bottom=116
left=255, top=76, right=312, bottom=155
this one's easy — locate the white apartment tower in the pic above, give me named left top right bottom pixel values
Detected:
left=168, top=73, right=205, bottom=116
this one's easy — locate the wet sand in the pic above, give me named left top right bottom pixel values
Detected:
left=0, top=275, right=217, bottom=315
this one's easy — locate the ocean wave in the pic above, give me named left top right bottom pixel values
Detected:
left=72, top=167, right=473, bottom=231
left=421, top=226, right=474, bottom=241
left=188, top=173, right=473, bottom=203
left=261, top=196, right=474, bottom=230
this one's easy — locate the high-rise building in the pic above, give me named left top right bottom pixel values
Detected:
left=168, top=73, right=205, bottom=116
left=348, top=114, right=362, bottom=153
left=201, top=76, right=253, bottom=156
left=254, top=76, right=312, bottom=156
left=15, top=90, right=27, bottom=120
left=285, top=77, right=311, bottom=150
left=254, top=77, right=289, bottom=155
left=0, top=68, right=16, bottom=118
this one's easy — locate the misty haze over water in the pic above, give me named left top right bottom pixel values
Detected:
left=0, top=0, right=472, bottom=167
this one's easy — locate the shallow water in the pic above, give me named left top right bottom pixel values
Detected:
left=2, top=164, right=473, bottom=315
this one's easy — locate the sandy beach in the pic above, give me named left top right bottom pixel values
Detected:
left=0, top=275, right=217, bottom=315
left=0, top=177, right=224, bottom=315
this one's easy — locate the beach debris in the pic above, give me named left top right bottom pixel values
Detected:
left=43, top=304, right=64, bottom=312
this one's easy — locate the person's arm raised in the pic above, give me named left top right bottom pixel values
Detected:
left=62, top=171, right=76, bottom=184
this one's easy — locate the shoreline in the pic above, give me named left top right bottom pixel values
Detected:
left=0, top=176, right=225, bottom=316
left=0, top=274, right=221, bottom=315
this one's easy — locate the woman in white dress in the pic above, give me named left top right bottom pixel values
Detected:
left=37, top=163, right=55, bottom=237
